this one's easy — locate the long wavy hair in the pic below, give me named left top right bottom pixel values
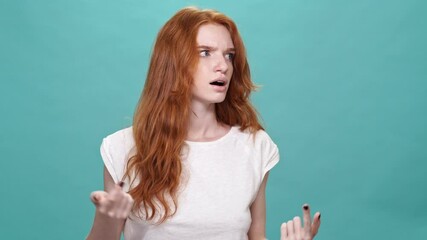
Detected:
left=124, top=7, right=263, bottom=223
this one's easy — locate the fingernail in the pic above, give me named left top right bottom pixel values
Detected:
left=303, top=204, right=309, bottom=210
left=318, top=213, right=321, bottom=220
left=118, top=181, right=124, bottom=187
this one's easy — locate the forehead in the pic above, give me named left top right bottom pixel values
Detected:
left=196, top=23, right=234, bottom=48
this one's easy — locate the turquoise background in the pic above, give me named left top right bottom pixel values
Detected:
left=1, top=0, right=426, bottom=239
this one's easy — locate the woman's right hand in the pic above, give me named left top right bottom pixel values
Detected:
left=90, top=181, right=134, bottom=219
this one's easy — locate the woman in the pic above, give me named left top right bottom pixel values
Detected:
left=87, top=7, right=321, bottom=240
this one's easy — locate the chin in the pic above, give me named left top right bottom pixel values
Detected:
left=213, top=96, right=227, bottom=104
left=192, top=93, right=228, bottom=105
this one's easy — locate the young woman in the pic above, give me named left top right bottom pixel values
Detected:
left=87, top=7, right=321, bottom=240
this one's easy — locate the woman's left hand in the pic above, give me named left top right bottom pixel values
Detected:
left=280, top=204, right=321, bottom=240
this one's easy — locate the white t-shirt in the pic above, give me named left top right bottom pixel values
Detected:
left=100, top=126, right=280, bottom=240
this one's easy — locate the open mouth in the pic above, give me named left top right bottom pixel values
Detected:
left=210, top=80, right=226, bottom=86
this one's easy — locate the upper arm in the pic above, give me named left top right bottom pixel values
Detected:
left=104, top=165, right=116, bottom=192
left=248, top=172, right=269, bottom=240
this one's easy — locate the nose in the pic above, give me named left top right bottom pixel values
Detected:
left=214, top=55, right=229, bottom=73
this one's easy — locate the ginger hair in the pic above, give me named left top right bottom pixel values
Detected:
left=124, top=7, right=263, bottom=223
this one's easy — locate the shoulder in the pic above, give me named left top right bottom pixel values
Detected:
left=100, top=127, right=135, bottom=165
left=232, top=126, right=279, bottom=159
left=233, top=126, right=277, bottom=148
left=102, top=126, right=135, bottom=152
left=103, top=126, right=133, bottom=143
left=232, top=126, right=280, bottom=179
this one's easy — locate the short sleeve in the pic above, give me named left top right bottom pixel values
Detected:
left=99, top=127, right=134, bottom=185
left=259, top=131, right=280, bottom=181
left=262, top=142, right=279, bottom=179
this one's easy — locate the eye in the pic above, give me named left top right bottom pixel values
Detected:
left=225, top=52, right=235, bottom=61
left=199, top=50, right=210, bottom=57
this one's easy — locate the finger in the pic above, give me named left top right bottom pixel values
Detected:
left=113, top=181, right=125, bottom=193
left=122, top=194, right=134, bottom=219
left=91, top=191, right=114, bottom=215
left=101, top=195, right=115, bottom=215
left=280, top=222, right=287, bottom=240
left=108, top=182, right=129, bottom=218
left=110, top=190, right=131, bottom=217
left=109, top=183, right=125, bottom=206
left=106, top=181, right=125, bottom=195
left=90, top=191, right=107, bottom=205
left=311, top=212, right=321, bottom=237
left=293, top=216, right=302, bottom=239
left=287, top=220, right=294, bottom=239
left=302, top=204, right=312, bottom=236
left=117, top=193, right=132, bottom=218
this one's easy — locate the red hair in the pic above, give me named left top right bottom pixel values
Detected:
left=124, top=7, right=263, bottom=223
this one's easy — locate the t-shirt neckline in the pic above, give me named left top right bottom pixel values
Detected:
left=185, top=126, right=237, bottom=145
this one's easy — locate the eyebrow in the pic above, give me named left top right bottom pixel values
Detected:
left=197, top=45, right=235, bottom=52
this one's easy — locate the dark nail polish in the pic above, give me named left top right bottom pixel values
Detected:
left=318, top=213, right=321, bottom=220
left=119, top=181, right=124, bottom=187
left=303, top=204, right=309, bottom=210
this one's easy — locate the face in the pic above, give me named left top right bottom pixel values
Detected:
left=191, top=24, right=235, bottom=106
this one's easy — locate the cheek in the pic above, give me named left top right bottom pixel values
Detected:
left=195, top=62, right=210, bottom=76
left=192, top=64, right=205, bottom=83
left=228, top=63, right=234, bottom=77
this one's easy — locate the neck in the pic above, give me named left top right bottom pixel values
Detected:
left=187, top=101, right=230, bottom=142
